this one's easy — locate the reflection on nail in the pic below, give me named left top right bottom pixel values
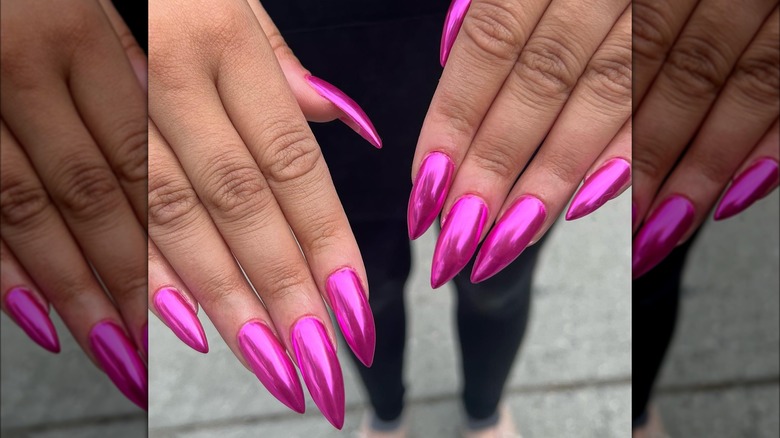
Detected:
left=238, top=321, right=305, bottom=414
left=440, top=0, right=472, bottom=66
left=291, top=317, right=345, bottom=429
left=714, top=157, right=779, bottom=221
left=471, top=196, right=546, bottom=283
left=408, top=152, right=455, bottom=239
left=305, top=75, right=382, bottom=148
left=153, top=288, right=208, bottom=353
left=326, top=268, right=375, bottom=367
left=89, top=321, right=148, bottom=410
left=431, top=195, right=488, bottom=288
left=4, top=287, right=60, bottom=353
left=632, top=195, right=695, bottom=279
left=566, top=158, right=631, bottom=220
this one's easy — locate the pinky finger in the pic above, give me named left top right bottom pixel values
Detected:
left=0, top=239, right=60, bottom=353
left=714, top=120, right=779, bottom=221
left=148, top=238, right=208, bottom=354
left=566, top=119, right=632, bottom=221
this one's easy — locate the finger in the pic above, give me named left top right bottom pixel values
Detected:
left=1, top=239, right=60, bottom=353
left=98, top=0, right=148, bottom=92
left=147, top=238, right=208, bottom=354
left=463, top=5, right=630, bottom=284
left=147, top=121, right=303, bottom=412
left=430, top=0, right=629, bottom=286
left=1, top=75, right=147, bottom=350
left=631, top=0, right=776, bottom=232
left=714, top=120, right=779, bottom=220
left=632, top=0, right=699, bottom=109
left=633, top=10, right=779, bottom=278
left=566, top=118, right=632, bottom=221
left=0, top=122, right=146, bottom=409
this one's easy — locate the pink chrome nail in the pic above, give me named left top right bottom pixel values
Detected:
left=471, top=196, right=546, bottom=283
left=408, top=152, right=456, bottom=239
left=152, top=288, right=208, bottom=354
left=291, top=317, right=345, bottom=429
left=89, top=321, right=148, bottom=410
left=431, top=195, right=488, bottom=288
left=566, top=158, right=631, bottom=221
left=4, top=287, right=59, bottom=353
left=440, top=0, right=472, bottom=66
left=632, top=196, right=695, bottom=279
left=237, top=321, right=305, bottom=414
left=326, top=268, right=375, bottom=367
left=714, top=157, right=779, bottom=221
left=305, top=75, right=382, bottom=148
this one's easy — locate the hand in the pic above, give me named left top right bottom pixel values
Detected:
left=147, top=0, right=380, bottom=428
left=0, top=0, right=148, bottom=409
left=632, top=0, right=778, bottom=278
left=408, top=0, right=632, bottom=286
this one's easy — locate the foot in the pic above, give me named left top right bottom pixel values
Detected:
left=462, top=405, right=521, bottom=438
left=633, top=405, right=668, bottom=438
left=356, top=411, right=408, bottom=438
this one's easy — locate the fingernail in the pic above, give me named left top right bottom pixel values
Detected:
left=291, top=317, right=345, bottom=429
left=305, top=75, right=382, bottom=148
left=4, top=287, right=60, bottom=353
left=326, top=268, right=375, bottom=367
left=408, top=152, right=456, bottom=239
left=471, top=196, right=546, bottom=283
left=632, top=196, right=695, bottom=279
left=431, top=195, right=488, bottom=288
left=237, top=321, right=305, bottom=414
left=566, top=158, right=631, bottom=220
left=89, top=321, right=148, bottom=410
left=440, top=0, right=472, bottom=66
left=714, top=157, right=779, bottom=221
left=152, top=288, right=208, bottom=354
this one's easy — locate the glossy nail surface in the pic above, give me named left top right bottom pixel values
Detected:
left=566, top=158, right=631, bottom=220
left=471, top=196, right=546, bottom=283
left=238, top=321, right=305, bottom=414
left=408, top=152, right=455, bottom=239
left=632, top=196, right=695, bottom=279
left=153, top=287, right=208, bottom=353
left=291, top=317, right=345, bottom=429
left=305, top=75, right=382, bottom=148
left=440, top=0, right=472, bottom=66
left=431, top=195, right=488, bottom=288
left=89, top=321, right=147, bottom=410
left=326, top=268, right=375, bottom=367
left=4, top=287, right=59, bottom=353
left=714, top=157, right=779, bottom=220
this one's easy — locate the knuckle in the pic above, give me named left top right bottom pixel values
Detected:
left=631, top=143, right=667, bottom=182
left=583, top=46, right=632, bottom=107
left=263, top=261, right=311, bottom=302
left=515, top=35, right=581, bottom=99
left=197, top=271, right=246, bottom=307
left=632, top=0, right=676, bottom=62
left=262, top=124, right=321, bottom=184
left=200, top=153, right=270, bottom=219
left=110, top=269, right=147, bottom=302
left=0, top=176, right=50, bottom=227
left=731, top=43, right=780, bottom=106
left=298, top=214, right=343, bottom=255
left=542, top=148, right=587, bottom=186
left=470, top=144, right=520, bottom=181
left=431, top=93, right=480, bottom=141
left=52, top=155, right=122, bottom=219
left=663, top=35, right=730, bottom=97
left=148, top=172, right=200, bottom=228
left=462, top=1, right=523, bottom=62
left=111, top=122, right=148, bottom=186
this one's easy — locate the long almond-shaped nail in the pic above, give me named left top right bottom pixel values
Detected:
left=431, top=195, right=488, bottom=288
left=408, top=152, right=456, bottom=239
left=305, top=75, right=382, bottom=148
left=4, top=287, right=60, bottom=353
left=714, top=157, right=779, bottom=221
left=632, top=196, right=695, bottom=279
left=291, top=317, right=345, bottom=429
left=153, top=288, right=208, bottom=354
left=326, top=268, right=375, bottom=367
left=471, top=196, right=546, bottom=283
left=440, top=0, right=472, bottom=66
left=238, top=321, right=305, bottom=414
left=89, top=321, right=148, bottom=410
left=566, top=158, right=631, bottom=221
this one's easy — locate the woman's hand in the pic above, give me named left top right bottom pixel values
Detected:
left=147, top=0, right=380, bottom=428
left=408, top=0, right=632, bottom=286
left=0, top=0, right=148, bottom=409
left=632, top=0, right=778, bottom=278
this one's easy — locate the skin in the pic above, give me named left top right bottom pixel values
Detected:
left=0, top=0, right=147, bottom=361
